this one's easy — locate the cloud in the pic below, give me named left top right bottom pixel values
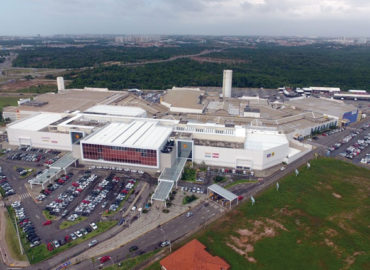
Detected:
left=1, top=0, right=370, bottom=36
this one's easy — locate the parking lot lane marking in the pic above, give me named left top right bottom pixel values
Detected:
left=35, top=214, right=40, bottom=219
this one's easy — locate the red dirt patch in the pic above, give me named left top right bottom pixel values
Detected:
left=226, top=218, right=288, bottom=263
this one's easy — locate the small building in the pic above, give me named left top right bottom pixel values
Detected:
left=243, top=106, right=261, bottom=118
left=160, top=239, right=230, bottom=270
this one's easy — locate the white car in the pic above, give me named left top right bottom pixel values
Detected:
left=75, top=230, right=83, bottom=238
left=280, top=166, right=286, bottom=171
left=90, top=223, right=98, bottom=230
left=88, top=239, right=98, bottom=247
left=53, top=240, right=60, bottom=248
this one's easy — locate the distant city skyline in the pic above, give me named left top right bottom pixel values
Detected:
left=1, top=0, right=370, bottom=37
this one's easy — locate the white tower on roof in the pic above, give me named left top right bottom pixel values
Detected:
left=222, top=70, right=232, bottom=98
left=57, top=77, right=65, bottom=92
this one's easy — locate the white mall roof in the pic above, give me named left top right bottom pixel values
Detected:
left=245, top=131, right=288, bottom=150
left=82, top=120, right=172, bottom=150
left=85, top=105, right=146, bottom=117
left=8, top=113, right=62, bottom=131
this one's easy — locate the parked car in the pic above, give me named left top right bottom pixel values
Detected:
left=99, top=256, right=111, bottom=263
left=43, top=220, right=52, bottom=226
left=90, top=223, right=98, bottom=230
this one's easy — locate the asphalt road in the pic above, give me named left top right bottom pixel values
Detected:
left=69, top=201, right=222, bottom=270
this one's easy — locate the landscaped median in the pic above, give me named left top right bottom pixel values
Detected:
left=224, top=179, right=258, bottom=189
left=181, top=166, right=197, bottom=182
left=4, top=209, right=28, bottom=262
left=42, top=210, right=58, bottom=221
left=103, top=249, right=160, bottom=270
left=7, top=206, right=117, bottom=264
left=59, top=216, right=87, bottom=229
left=183, top=194, right=198, bottom=205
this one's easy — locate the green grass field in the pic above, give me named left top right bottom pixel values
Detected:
left=0, top=97, right=18, bottom=111
left=224, top=179, right=258, bottom=189
left=146, top=158, right=370, bottom=270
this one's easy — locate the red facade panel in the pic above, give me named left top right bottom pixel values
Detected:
left=82, top=143, right=157, bottom=167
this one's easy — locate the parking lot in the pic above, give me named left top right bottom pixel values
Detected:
left=308, top=119, right=370, bottom=165
left=0, top=147, right=157, bottom=257
left=6, top=146, right=62, bottom=166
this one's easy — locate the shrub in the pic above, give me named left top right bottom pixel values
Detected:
left=214, top=175, right=225, bottom=183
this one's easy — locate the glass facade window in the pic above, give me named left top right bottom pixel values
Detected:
left=82, top=143, right=157, bottom=167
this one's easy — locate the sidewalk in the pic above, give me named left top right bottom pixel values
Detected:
left=0, top=203, right=30, bottom=268
left=70, top=192, right=206, bottom=263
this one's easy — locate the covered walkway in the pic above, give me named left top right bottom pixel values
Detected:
left=151, top=147, right=191, bottom=204
left=29, top=152, right=77, bottom=189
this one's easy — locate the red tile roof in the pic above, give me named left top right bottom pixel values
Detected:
left=160, top=239, right=230, bottom=270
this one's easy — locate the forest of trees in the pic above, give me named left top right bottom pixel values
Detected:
left=68, top=45, right=370, bottom=91
left=12, top=46, right=205, bottom=68
left=12, top=44, right=370, bottom=91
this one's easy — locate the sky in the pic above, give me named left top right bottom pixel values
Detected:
left=1, top=0, right=370, bottom=37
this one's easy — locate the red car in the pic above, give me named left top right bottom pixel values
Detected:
left=64, top=235, right=71, bottom=242
left=237, top=195, right=244, bottom=201
left=72, top=182, right=79, bottom=187
left=47, top=242, right=54, bottom=251
left=43, top=220, right=52, bottom=226
left=99, top=256, right=111, bottom=263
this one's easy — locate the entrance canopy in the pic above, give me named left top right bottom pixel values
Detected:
left=151, top=181, right=174, bottom=202
left=207, top=184, right=238, bottom=209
